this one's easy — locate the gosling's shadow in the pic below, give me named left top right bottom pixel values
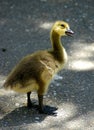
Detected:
left=0, top=105, right=57, bottom=127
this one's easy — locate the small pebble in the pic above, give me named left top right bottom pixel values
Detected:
left=15, top=103, right=20, bottom=107
left=35, top=117, right=40, bottom=120
left=47, top=95, right=50, bottom=98
left=25, top=29, right=30, bottom=32
left=1, top=48, right=6, bottom=52
left=56, top=83, right=60, bottom=87
left=35, top=117, right=40, bottom=123
left=9, top=28, right=13, bottom=32
left=54, top=75, right=63, bottom=80
left=53, top=91, right=57, bottom=96
left=64, top=5, right=68, bottom=9
left=40, top=0, right=47, bottom=2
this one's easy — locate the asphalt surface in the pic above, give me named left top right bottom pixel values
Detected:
left=0, top=0, right=94, bottom=130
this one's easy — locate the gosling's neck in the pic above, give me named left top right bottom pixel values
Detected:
left=50, top=30, right=66, bottom=62
left=51, top=31, right=62, bottom=52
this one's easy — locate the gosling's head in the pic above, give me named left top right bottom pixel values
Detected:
left=51, top=21, right=74, bottom=37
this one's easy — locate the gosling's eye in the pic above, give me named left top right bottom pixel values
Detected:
left=61, top=24, right=65, bottom=28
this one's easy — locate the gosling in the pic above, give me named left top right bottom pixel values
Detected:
left=4, top=21, right=74, bottom=114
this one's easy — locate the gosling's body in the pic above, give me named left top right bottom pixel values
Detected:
left=4, top=49, right=67, bottom=94
left=4, top=21, right=74, bottom=114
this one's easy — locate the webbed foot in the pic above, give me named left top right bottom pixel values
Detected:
left=39, top=105, right=57, bottom=115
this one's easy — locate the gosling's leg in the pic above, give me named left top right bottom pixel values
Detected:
left=38, top=94, right=44, bottom=113
left=27, top=92, right=32, bottom=108
left=38, top=94, right=57, bottom=115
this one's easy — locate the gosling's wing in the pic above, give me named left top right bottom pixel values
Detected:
left=3, top=53, right=43, bottom=88
left=4, top=50, right=59, bottom=89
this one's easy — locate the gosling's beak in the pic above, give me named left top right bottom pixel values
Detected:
left=65, top=29, right=74, bottom=36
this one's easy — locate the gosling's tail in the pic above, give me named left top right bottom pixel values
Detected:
left=3, top=79, right=11, bottom=90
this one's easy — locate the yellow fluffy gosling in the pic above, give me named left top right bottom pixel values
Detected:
left=4, top=21, right=74, bottom=114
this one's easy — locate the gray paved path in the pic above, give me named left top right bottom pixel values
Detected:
left=0, top=0, right=94, bottom=129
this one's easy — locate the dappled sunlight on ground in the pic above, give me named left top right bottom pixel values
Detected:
left=64, top=111, right=94, bottom=130
left=45, top=105, right=94, bottom=130
left=33, top=102, right=78, bottom=128
left=39, top=21, right=53, bottom=30
left=68, top=42, right=94, bottom=71
left=70, top=60, right=94, bottom=71
left=0, top=88, right=14, bottom=96
left=56, top=102, right=78, bottom=120
left=0, top=76, right=5, bottom=85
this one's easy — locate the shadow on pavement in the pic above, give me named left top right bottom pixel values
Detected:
left=0, top=105, right=57, bottom=127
